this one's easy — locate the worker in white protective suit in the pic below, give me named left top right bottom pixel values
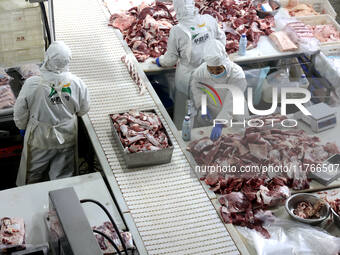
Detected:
left=191, top=39, right=247, bottom=141
left=153, top=0, right=226, bottom=129
left=14, top=41, right=90, bottom=186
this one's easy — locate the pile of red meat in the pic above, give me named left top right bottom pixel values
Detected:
left=284, top=21, right=314, bottom=45
left=286, top=0, right=319, bottom=17
left=188, top=126, right=340, bottom=190
left=306, top=24, right=340, bottom=43
left=109, top=1, right=176, bottom=62
left=18, top=64, right=41, bottom=80
left=121, top=55, right=147, bottom=95
left=0, top=85, right=15, bottom=110
left=111, top=110, right=170, bottom=152
left=93, top=222, right=134, bottom=253
left=109, top=0, right=275, bottom=61
left=202, top=174, right=290, bottom=238
left=293, top=200, right=324, bottom=219
left=330, top=198, right=340, bottom=216
left=0, top=69, right=15, bottom=110
left=196, top=0, right=275, bottom=53
left=0, top=217, right=25, bottom=252
left=0, top=69, right=11, bottom=86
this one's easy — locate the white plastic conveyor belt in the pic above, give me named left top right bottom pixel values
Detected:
left=53, top=0, right=245, bottom=254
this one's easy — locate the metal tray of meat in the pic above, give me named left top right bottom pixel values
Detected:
left=109, top=110, right=174, bottom=168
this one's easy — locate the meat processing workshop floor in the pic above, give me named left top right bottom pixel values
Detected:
left=1, top=0, right=340, bottom=254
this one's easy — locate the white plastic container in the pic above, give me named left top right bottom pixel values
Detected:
left=280, top=0, right=336, bottom=19
left=315, top=45, right=340, bottom=90
left=296, top=15, right=340, bottom=49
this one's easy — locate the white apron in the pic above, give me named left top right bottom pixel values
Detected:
left=16, top=79, right=78, bottom=186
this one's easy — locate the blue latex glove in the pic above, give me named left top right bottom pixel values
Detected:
left=155, top=57, right=162, bottom=67
left=201, top=109, right=212, bottom=122
left=210, top=124, right=223, bottom=141
left=19, top=129, right=26, bottom=137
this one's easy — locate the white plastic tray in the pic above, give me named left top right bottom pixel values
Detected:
left=281, top=0, right=336, bottom=18
left=296, top=14, right=340, bottom=49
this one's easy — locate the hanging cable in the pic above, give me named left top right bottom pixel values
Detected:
left=80, top=199, right=128, bottom=254
left=93, top=229, right=122, bottom=255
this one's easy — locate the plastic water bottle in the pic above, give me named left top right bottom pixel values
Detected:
left=186, top=100, right=194, bottom=129
left=238, top=34, right=247, bottom=56
left=299, top=74, right=309, bottom=88
left=182, top=116, right=191, bottom=141
left=186, top=100, right=193, bottom=117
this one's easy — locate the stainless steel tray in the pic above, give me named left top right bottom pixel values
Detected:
left=110, top=110, right=174, bottom=168
left=309, top=154, right=340, bottom=186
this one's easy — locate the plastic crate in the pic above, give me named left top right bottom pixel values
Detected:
left=0, top=6, right=44, bottom=68
left=280, top=0, right=336, bottom=19
left=0, top=7, right=42, bottom=33
left=0, top=47, right=44, bottom=68
left=296, top=14, right=340, bottom=49
left=315, top=45, right=340, bottom=90
left=321, top=44, right=340, bottom=56
left=0, top=28, right=44, bottom=52
left=0, top=0, right=38, bottom=12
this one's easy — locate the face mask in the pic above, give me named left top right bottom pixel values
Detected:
left=210, top=69, right=226, bottom=79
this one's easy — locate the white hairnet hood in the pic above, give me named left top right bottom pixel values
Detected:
left=204, top=39, right=231, bottom=71
left=173, top=0, right=196, bottom=21
left=40, top=41, right=72, bottom=90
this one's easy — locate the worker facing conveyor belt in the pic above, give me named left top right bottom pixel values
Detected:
left=190, top=39, right=247, bottom=141
left=152, top=0, right=226, bottom=130
left=13, top=41, right=90, bottom=186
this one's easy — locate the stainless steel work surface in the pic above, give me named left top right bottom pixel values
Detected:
left=182, top=107, right=340, bottom=193
left=100, top=2, right=305, bottom=73
left=52, top=0, right=246, bottom=254
left=0, top=173, right=124, bottom=246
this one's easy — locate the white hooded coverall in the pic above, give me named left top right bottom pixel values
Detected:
left=14, top=41, right=90, bottom=186
left=191, top=40, right=247, bottom=127
left=158, top=0, right=226, bottom=129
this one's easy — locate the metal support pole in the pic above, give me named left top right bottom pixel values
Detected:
left=48, top=0, right=55, bottom=42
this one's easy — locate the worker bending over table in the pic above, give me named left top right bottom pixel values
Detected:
left=153, top=0, right=226, bottom=129
left=191, top=39, right=247, bottom=141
